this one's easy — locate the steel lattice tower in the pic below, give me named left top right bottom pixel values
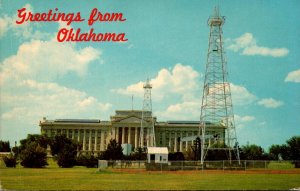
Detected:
left=139, top=79, right=156, bottom=148
left=200, top=7, right=240, bottom=164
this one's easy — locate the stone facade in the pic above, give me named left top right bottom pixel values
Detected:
left=40, top=110, right=225, bottom=154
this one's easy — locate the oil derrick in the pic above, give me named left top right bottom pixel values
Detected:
left=139, top=79, right=156, bottom=148
left=199, top=7, right=240, bottom=164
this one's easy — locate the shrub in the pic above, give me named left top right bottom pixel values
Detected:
left=3, top=154, right=17, bottom=167
left=50, top=135, right=79, bottom=168
left=20, top=142, right=48, bottom=168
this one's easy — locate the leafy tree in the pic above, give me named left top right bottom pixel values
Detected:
left=50, top=135, right=79, bottom=168
left=286, top=136, right=300, bottom=168
left=205, top=143, right=229, bottom=160
left=269, top=144, right=290, bottom=160
left=240, top=144, right=268, bottom=160
left=169, top=152, right=185, bottom=161
left=3, top=154, right=17, bottom=167
left=286, top=136, right=300, bottom=161
left=132, top=147, right=147, bottom=160
left=20, top=141, right=48, bottom=168
left=183, top=147, right=194, bottom=161
left=0, top=141, right=11, bottom=152
left=19, top=134, right=49, bottom=150
left=101, top=139, right=123, bottom=160
left=76, top=153, right=98, bottom=168
left=16, top=134, right=49, bottom=168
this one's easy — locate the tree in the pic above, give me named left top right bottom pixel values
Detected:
left=269, top=144, right=290, bottom=160
left=0, top=141, right=11, bottom=152
left=240, top=144, right=267, bottom=160
left=286, top=136, right=300, bottom=168
left=50, top=135, right=79, bottom=168
left=20, top=142, right=48, bottom=168
left=3, top=154, right=17, bottom=167
left=19, top=134, right=49, bottom=150
left=169, top=152, right=185, bottom=161
left=101, top=139, right=123, bottom=160
left=17, top=134, right=49, bottom=168
left=205, top=143, right=229, bottom=160
left=76, top=153, right=98, bottom=168
left=286, top=136, right=300, bottom=160
left=130, top=147, right=146, bottom=160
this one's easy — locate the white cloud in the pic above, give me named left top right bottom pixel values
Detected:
left=234, top=114, right=255, bottom=129
left=0, top=79, right=112, bottom=142
left=0, top=40, right=101, bottom=85
left=285, top=69, right=300, bottom=83
left=113, top=64, right=256, bottom=120
left=112, top=63, right=200, bottom=100
left=0, top=9, right=108, bottom=143
left=1, top=80, right=112, bottom=120
left=0, top=4, right=54, bottom=40
left=230, top=83, right=257, bottom=105
left=228, top=33, right=289, bottom=57
left=0, top=15, right=10, bottom=37
left=258, top=98, right=284, bottom=108
left=155, top=97, right=201, bottom=120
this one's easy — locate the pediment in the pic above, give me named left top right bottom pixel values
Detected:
left=118, top=116, right=142, bottom=123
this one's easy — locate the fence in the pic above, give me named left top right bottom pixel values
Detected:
left=102, top=160, right=298, bottom=171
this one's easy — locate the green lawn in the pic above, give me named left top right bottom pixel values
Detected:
left=1, top=167, right=300, bottom=190
left=1, top=159, right=300, bottom=190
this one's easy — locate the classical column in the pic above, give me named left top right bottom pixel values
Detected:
left=94, top=130, right=98, bottom=151
left=66, top=129, right=69, bottom=138
left=185, top=131, right=188, bottom=151
left=146, top=128, right=150, bottom=147
left=192, top=131, right=194, bottom=145
left=72, top=129, right=75, bottom=140
left=100, top=130, right=105, bottom=151
left=83, top=129, right=86, bottom=151
left=141, top=127, right=144, bottom=147
left=169, top=131, right=172, bottom=148
left=47, top=130, right=51, bottom=137
left=115, top=127, right=119, bottom=142
left=180, top=132, right=183, bottom=152
left=134, top=127, right=138, bottom=149
left=128, top=127, right=131, bottom=144
left=88, top=130, right=92, bottom=151
left=77, top=130, right=80, bottom=142
left=174, top=131, right=177, bottom=152
left=122, top=127, right=125, bottom=144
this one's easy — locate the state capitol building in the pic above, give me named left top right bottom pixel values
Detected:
left=40, top=110, right=225, bottom=154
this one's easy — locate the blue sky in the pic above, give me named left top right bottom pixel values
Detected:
left=0, top=0, right=299, bottom=150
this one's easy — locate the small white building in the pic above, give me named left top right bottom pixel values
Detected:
left=147, top=147, right=168, bottom=163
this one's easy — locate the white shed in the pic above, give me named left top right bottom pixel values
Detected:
left=147, top=147, right=168, bottom=163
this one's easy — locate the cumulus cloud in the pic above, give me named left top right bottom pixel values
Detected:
left=258, top=98, right=284, bottom=108
left=227, top=33, right=289, bottom=57
left=156, top=97, right=201, bottom=120
left=0, top=40, right=101, bottom=85
left=0, top=15, right=10, bottom=37
left=234, top=114, right=255, bottom=128
left=112, top=64, right=200, bottom=100
left=285, top=69, right=300, bottom=83
left=1, top=80, right=111, bottom=120
left=0, top=6, right=109, bottom=142
left=0, top=4, right=46, bottom=39
left=230, top=83, right=257, bottom=105
left=113, top=64, right=256, bottom=120
left=0, top=79, right=112, bottom=142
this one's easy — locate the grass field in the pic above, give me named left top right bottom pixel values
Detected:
left=1, top=160, right=300, bottom=190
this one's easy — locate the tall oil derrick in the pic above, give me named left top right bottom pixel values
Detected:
left=139, top=79, right=156, bottom=148
left=199, top=7, right=240, bottom=164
